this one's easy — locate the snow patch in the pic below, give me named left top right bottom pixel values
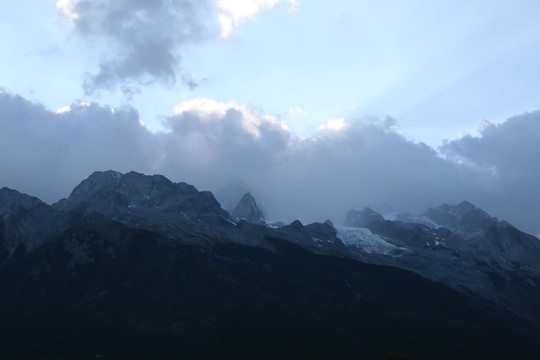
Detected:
left=383, top=213, right=440, bottom=228
left=336, top=226, right=401, bottom=255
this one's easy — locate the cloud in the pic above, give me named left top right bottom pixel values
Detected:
left=441, top=111, right=540, bottom=235
left=57, top=0, right=79, bottom=20
left=318, top=118, right=347, bottom=132
left=57, top=0, right=212, bottom=94
left=217, top=0, right=299, bottom=38
left=164, top=98, right=290, bottom=181
left=288, top=106, right=307, bottom=119
left=218, top=12, right=234, bottom=38
left=56, top=0, right=300, bottom=90
left=0, top=91, right=160, bottom=201
left=1, top=90, right=539, bottom=237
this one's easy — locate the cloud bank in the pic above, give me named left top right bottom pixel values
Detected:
left=0, top=90, right=538, bottom=237
left=441, top=114, right=540, bottom=237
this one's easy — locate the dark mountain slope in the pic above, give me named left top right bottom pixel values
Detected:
left=0, top=187, right=59, bottom=262
left=1, top=172, right=540, bottom=359
left=0, top=213, right=539, bottom=360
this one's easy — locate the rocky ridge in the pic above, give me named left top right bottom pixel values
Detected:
left=1, top=171, right=540, bottom=359
left=340, top=202, right=540, bottom=326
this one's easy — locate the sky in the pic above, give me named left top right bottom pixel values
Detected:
left=1, top=0, right=540, bottom=237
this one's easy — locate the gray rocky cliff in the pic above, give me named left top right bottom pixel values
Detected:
left=344, top=207, right=384, bottom=228
left=231, top=193, right=265, bottom=224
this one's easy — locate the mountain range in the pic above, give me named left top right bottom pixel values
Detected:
left=1, top=170, right=539, bottom=359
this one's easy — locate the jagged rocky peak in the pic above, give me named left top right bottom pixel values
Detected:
left=344, top=207, right=384, bottom=228
left=282, top=219, right=305, bottom=232
left=231, top=193, right=265, bottom=224
left=65, top=170, right=122, bottom=203
left=305, top=220, right=338, bottom=241
left=53, top=170, right=233, bottom=228
left=423, top=201, right=493, bottom=231
left=65, top=170, right=193, bottom=206
left=277, top=219, right=345, bottom=255
left=0, top=187, right=47, bottom=214
left=214, top=180, right=252, bottom=212
left=59, top=170, right=214, bottom=209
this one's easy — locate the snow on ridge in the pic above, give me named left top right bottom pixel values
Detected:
left=336, top=226, right=400, bottom=255
left=383, top=213, right=440, bottom=229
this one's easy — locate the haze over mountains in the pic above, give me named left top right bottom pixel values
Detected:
left=1, top=92, right=540, bottom=239
left=1, top=170, right=539, bottom=359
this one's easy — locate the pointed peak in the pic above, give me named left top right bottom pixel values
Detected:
left=285, top=220, right=305, bottom=230
left=240, top=192, right=256, bottom=203
left=67, top=170, right=124, bottom=203
left=290, top=219, right=304, bottom=226
left=214, top=180, right=252, bottom=212
left=231, top=192, right=264, bottom=224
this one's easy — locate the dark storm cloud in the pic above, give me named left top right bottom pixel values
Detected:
left=247, top=119, right=489, bottom=226
left=0, top=91, right=158, bottom=201
left=1, top=91, right=538, bottom=237
left=61, top=0, right=212, bottom=93
left=441, top=111, right=540, bottom=236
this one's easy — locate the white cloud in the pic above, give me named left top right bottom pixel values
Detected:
left=218, top=0, right=280, bottom=21
left=56, top=101, right=90, bottom=114
left=288, top=106, right=308, bottom=119
left=217, top=0, right=299, bottom=37
left=218, top=13, right=234, bottom=38
left=173, top=97, right=288, bottom=139
left=56, top=0, right=79, bottom=20
left=56, top=105, right=72, bottom=114
left=318, top=118, right=347, bottom=132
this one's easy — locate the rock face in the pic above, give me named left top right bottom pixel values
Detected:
left=54, top=171, right=235, bottom=242
left=344, top=207, right=384, bottom=228
left=214, top=180, right=252, bottom=212
left=0, top=188, right=58, bottom=259
left=422, top=201, right=540, bottom=272
left=1, top=172, right=540, bottom=359
left=423, top=201, right=494, bottom=233
left=0, top=187, right=46, bottom=214
left=58, top=171, right=231, bottom=222
left=340, top=201, right=540, bottom=326
left=231, top=193, right=265, bottom=224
